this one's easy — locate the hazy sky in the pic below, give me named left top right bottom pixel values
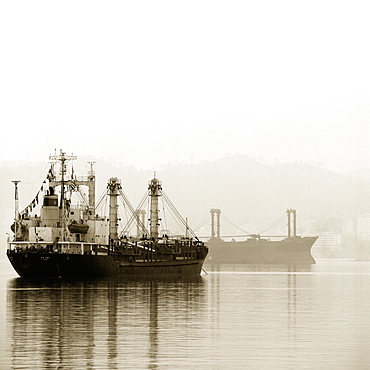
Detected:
left=1, top=1, right=369, bottom=172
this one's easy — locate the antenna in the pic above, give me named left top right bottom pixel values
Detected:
left=87, top=161, right=96, bottom=178
left=48, top=150, right=77, bottom=240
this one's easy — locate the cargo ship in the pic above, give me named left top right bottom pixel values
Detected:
left=7, top=151, right=208, bottom=278
left=205, top=209, right=317, bottom=264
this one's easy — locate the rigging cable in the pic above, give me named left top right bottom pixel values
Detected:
left=119, top=189, right=149, bottom=235
left=118, top=195, right=130, bottom=236
left=95, top=189, right=108, bottom=214
left=160, top=197, right=168, bottom=234
left=160, top=190, right=197, bottom=238
left=222, top=213, right=251, bottom=235
left=193, top=213, right=210, bottom=233
left=258, top=213, right=286, bottom=235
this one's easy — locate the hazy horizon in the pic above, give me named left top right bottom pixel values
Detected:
left=1, top=1, right=370, bottom=174
left=1, top=150, right=369, bottom=176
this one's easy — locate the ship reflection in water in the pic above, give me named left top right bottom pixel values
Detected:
left=6, top=261, right=370, bottom=369
left=6, top=276, right=206, bottom=369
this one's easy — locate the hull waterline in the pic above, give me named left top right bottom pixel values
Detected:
left=7, top=251, right=205, bottom=278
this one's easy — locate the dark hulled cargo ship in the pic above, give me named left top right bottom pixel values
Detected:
left=7, top=151, right=208, bottom=278
left=206, top=209, right=317, bottom=264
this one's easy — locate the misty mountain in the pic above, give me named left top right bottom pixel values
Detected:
left=158, top=155, right=370, bottom=234
left=1, top=154, right=370, bottom=240
left=345, top=168, right=370, bottom=182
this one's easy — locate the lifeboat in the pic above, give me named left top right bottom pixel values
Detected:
left=68, top=221, right=89, bottom=234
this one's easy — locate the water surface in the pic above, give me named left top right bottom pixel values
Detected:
left=1, top=259, right=370, bottom=369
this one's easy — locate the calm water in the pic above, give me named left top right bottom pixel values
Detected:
left=1, top=259, right=370, bottom=369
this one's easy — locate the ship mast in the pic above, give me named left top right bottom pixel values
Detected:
left=108, top=177, right=121, bottom=243
left=210, top=208, right=221, bottom=240
left=87, top=161, right=96, bottom=214
left=11, top=180, right=21, bottom=240
left=286, top=208, right=297, bottom=238
left=148, top=175, right=162, bottom=240
left=49, top=150, right=77, bottom=241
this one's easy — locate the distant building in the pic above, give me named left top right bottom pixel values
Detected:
left=357, top=217, right=370, bottom=241
left=342, top=218, right=355, bottom=235
left=316, top=232, right=342, bottom=246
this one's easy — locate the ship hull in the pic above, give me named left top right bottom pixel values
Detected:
left=205, top=236, right=317, bottom=265
left=7, top=252, right=205, bottom=278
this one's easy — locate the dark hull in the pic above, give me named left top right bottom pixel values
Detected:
left=205, top=236, right=317, bottom=264
left=7, top=252, right=205, bottom=278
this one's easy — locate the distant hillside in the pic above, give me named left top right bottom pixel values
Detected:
left=158, top=155, right=370, bottom=234
left=345, top=168, right=370, bottom=182
left=1, top=154, right=370, bottom=247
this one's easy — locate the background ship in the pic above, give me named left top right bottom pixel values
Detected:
left=7, top=151, right=208, bottom=278
left=205, top=209, right=317, bottom=264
